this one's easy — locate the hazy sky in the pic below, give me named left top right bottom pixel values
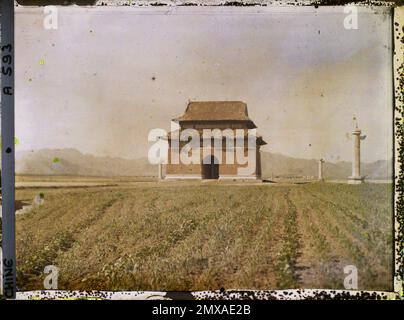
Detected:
left=15, top=6, right=393, bottom=162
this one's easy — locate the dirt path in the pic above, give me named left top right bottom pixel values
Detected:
left=271, top=187, right=302, bottom=289
left=291, top=187, right=349, bottom=289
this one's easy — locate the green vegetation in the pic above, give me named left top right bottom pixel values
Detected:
left=14, top=180, right=393, bottom=291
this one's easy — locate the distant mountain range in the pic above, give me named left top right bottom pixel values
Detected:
left=16, top=148, right=154, bottom=177
left=15, top=148, right=393, bottom=180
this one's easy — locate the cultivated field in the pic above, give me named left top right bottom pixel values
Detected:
left=13, top=177, right=393, bottom=291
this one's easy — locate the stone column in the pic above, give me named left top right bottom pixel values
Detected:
left=348, top=128, right=366, bottom=184
left=318, top=159, right=324, bottom=181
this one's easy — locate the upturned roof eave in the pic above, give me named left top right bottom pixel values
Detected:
left=159, top=132, right=268, bottom=145
left=172, top=118, right=257, bottom=128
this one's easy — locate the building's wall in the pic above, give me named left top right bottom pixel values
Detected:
left=164, top=146, right=261, bottom=179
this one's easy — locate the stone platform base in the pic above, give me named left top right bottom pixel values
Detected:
left=348, top=176, right=365, bottom=184
left=161, top=174, right=262, bottom=183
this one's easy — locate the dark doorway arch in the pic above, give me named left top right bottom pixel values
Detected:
left=202, top=155, right=219, bottom=179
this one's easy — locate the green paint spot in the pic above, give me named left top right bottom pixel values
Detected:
left=53, top=157, right=61, bottom=163
left=0, top=136, right=20, bottom=148
left=39, top=59, right=45, bottom=65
